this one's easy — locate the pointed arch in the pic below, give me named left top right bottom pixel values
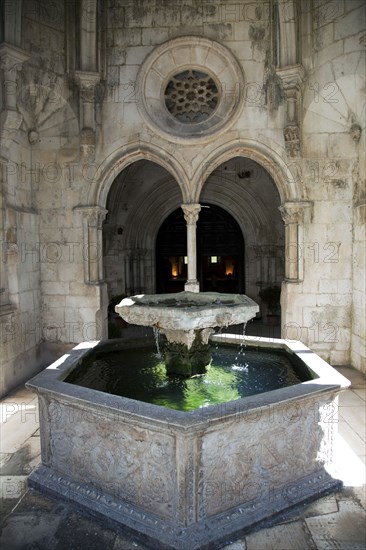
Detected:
left=190, top=139, right=305, bottom=203
left=88, top=140, right=191, bottom=207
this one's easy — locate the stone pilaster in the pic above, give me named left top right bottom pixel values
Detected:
left=76, top=206, right=108, bottom=284
left=279, top=201, right=312, bottom=282
left=181, top=204, right=201, bottom=293
left=74, top=71, right=101, bottom=161
left=0, top=43, right=30, bottom=150
left=0, top=155, right=13, bottom=313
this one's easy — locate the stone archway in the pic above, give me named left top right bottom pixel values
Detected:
left=91, top=140, right=311, bottom=337
left=102, top=158, right=184, bottom=299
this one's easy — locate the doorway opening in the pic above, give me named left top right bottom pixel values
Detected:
left=155, top=204, right=245, bottom=293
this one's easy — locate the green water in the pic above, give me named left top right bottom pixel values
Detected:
left=65, top=345, right=312, bottom=412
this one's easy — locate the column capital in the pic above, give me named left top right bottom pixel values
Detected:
left=276, top=64, right=304, bottom=91
left=74, top=205, right=108, bottom=228
left=0, top=42, right=30, bottom=74
left=181, top=203, right=201, bottom=225
left=74, top=70, right=101, bottom=100
left=279, top=201, right=313, bottom=225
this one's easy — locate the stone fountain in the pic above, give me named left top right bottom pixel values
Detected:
left=25, top=206, right=350, bottom=548
left=115, top=291, right=259, bottom=377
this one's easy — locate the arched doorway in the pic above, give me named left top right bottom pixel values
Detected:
left=156, top=204, right=245, bottom=293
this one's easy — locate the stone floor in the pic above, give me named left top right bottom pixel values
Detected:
left=0, top=362, right=365, bottom=549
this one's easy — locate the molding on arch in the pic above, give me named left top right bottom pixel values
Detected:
left=191, top=138, right=305, bottom=203
left=88, top=140, right=190, bottom=206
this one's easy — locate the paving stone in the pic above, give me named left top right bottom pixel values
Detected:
left=220, top=540, right=246, bottom=550
left=113, top=533, right=151, bottom=549
left=0, top=475, right=29, bottom=524
left=54, top=511, right=117, bottom=550
left=0, top=475, right=28, bottom=500
left=305, top=500, right=366, bottom=550
left=0, top=512, right=62, bottom=549
left=15, top=488, right=63, bottom=514
left=0, top=453, right=12, bottom=469
left=300, top=494, right=339, bottom=518
left=0, top=440, right=41, bottom=476
left=245, top=521, right=316, bottom=550
left=352, top=486, right=366, bottom=511
left=0, top=498, right=19, bottom=526
left=1, top=400, right=40, bottom=453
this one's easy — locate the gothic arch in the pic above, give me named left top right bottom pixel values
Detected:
left=88, top=140, right=191, bottom=207
left=191, top=139, right=305, bottom=203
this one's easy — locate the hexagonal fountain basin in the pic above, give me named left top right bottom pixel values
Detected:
left=26, top=334, right=350, bottom=550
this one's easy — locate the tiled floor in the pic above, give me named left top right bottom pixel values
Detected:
left=0, top=364, right=365, bottom=549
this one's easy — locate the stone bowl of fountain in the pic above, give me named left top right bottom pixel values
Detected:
left=115, top=291, right=259, bottom=377
left=26, top=291, right=350, bottom=550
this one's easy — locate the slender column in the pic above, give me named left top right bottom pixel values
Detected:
left=74, top=0, right=100, bottom=162
left=279, top=201, right=312, bottom=282
left=80, top=0, right=98, bottom=72
left=76, top=206, right=108, bottom=284
left=181, top=204, right=201, bottom=293
left=74, top=71, right=100, bottom=161
left=0, top=156, right=12, bottom=312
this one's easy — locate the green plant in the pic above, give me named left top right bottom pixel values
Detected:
left=258, top=285, right=281, bottom=314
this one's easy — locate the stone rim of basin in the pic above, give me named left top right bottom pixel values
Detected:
left=115, top=291, right=259, bottom=330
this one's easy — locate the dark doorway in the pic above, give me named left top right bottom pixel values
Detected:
left=156, top=204, right=245, bottom=293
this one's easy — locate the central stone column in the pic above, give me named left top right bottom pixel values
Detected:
left=181, top=203, right=201, bottom=293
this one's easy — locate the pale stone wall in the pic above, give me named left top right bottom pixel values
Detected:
left=0, top=0, right=365, bottom=395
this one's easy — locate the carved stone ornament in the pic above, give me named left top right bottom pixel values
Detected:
left=0, top=43, right=30, bottom=76
left=74, top=70, right=101, bottom=101
left=77, top=206, right=108, bottom=229
left=80, top=127, right=96, bottom=161
left=28, top=129, right=39, bottom=145
left=280, top=201, right=313, bottom=226
left=350, top=123, right=362, bottom=142
left=164, top=69, right=219, bottom=123
left=279, top=202, right=305, bottom=225
left=284, top=124, right=300, bottom=157
left=137, top=36, right=244, bottom=141
left=276, top=65, right=304, bottom=157
left=181, top=204, right=201, bottom=225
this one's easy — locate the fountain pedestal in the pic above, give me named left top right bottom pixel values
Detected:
left=161, top=327, right=213, bottom=376
left=115, top=291, right=259, bottom=377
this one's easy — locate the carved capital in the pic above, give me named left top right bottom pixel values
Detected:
left=284, top=124, right=301, bottom=157
left=0, top=43, right=30, bottom=76
left=276, top=64, right=304, bottom=92
left=76, top=206, right=108, bottom=229
left=181, top=204, right=201, bottom=225
left=74, top=70, right=101, bottom=102
left=279, top=201, right=312, bottom=225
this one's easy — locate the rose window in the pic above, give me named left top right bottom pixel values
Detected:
left=164, top=69, right=219, bottom=123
